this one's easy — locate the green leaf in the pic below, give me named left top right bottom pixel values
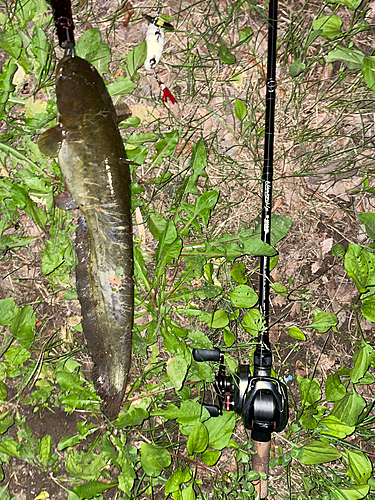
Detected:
left=205, top=412, right=235, bottom=450
left=325, top=374, right=347, bottom=402
left=238, top=27, right=253, bottom=44
left=0, top=484, right=10, bottom=500
left=175, top=401, right=210, bottom=435
left=4, top=346, right=30, bottom=366
left=336, top=485, right=370, bottom=500
left=350, top=343, right=374, bottom=383
left=116, top=406, right=149, bottom=429
left=140, top=443, right=171, bottom=477
left=242, top=309, right=262, bottom=336
left=318, top=415, right=355, bottom=439
left=100, top=433, right=118, bottom=465
left=328, top=0, right=362, bottom=9
left=182, top=484, right=196, bottom=500
left=151, top=131, right=179, bottom=166
left=38, top=434, right=52, bottom=467
left=126, top=40, right=147, bottom=78
left=345, top=243, right=375, bottom=293
left=185, top=139, right=208, bottom=195
left=234, top=99, right=247, bottom=121
left=118, top=459, right=136, bottom=494
left=331, top=388, right=366, bottom=425
left=188, top=330, right=212, bottom=349
left=345, top=448, right=372, bottom=485
left=299, top=439, right=341, bottom=465
left=326, top=46, right=364, bottom=70
left=297, top=376, right=322, bottom=407
left=0, top=28, right=22, bottom=59
left=165, top=468, right=185, bottom=494
left=107, top=78, right=137, bottom=96
left=363, top=55, right=375, bottom=92
left=223, top=328, right=235, bottom=347
left=0, top=298, right=18, bottom=326
left=230, top=263, right=247, bottom=283
left=154, top=220, right=182, bottom=279
left=202, top=449, right=221, bottom=466
left=65, top=450, right=106, bottom=480
left=332, top=243, right=346, bottom=258
left=209, top=310, right=229, bottom=329
left=10, top=305, right=35, bottom=347
left=288, top=327, right=306, bottom=341
left=361, top=294, right=375, bottom=322
left=312, top=15, right=342, bottom=39
left=73, top=481, right=117, bottom=499
left=229, top=285, right=258, bottom=308
left=75, top=28, right=111, bottom=74
left=356, top=212, right=375, bottom=240
left=167, top=353, right=188, bottom=391
left=306, top=311, right=337, bottom=333
left=0, top=436, right=20, bottom=458
left=58, top=434, right=86, bottom=451
left=187, top=421, right=208, bottom=454
left=219, top=44, right=236, bottom=64
left=289, top=59, right=306, bottom=77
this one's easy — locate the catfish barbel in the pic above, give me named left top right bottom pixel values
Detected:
left=38, top=55, right=134, bottom=420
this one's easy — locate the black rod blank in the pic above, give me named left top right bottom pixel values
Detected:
left=259, top=0, right=278, bottom=348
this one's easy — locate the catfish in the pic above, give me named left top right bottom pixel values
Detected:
left=39, top=55, right=133, bottom=420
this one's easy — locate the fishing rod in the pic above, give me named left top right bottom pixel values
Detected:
left=48, top=0, right=75, bottom=55
left=193, top=0, right=288, bottom=498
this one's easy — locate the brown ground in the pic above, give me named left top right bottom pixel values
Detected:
left=0, top=0, right=374, bottom=498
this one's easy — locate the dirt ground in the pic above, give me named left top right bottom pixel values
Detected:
left=1, top=0, right=375, bottom=498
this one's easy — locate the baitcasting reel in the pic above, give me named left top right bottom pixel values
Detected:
left=193, top=347, right=288, bottom=442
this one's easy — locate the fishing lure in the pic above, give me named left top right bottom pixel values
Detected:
left=143, top=13, right=176, bottom=105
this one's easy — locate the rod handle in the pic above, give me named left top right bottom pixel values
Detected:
left=192, top=348, right=221, bottom=362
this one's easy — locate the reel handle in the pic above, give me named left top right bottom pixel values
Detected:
left=192, top=348, right=221, bottom=362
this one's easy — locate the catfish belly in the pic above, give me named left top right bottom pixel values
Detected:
left=38, top=55, right=134, bottom=420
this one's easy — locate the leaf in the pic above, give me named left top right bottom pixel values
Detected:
left=297, top=376, right=322, bottom=407
left=75, top=29, right=111, bottom=74
left=10, top=305, right=35, bottom=347
left=65, top=450, right=106, bottom=481
left=345, top=448, right=372, bottom=485
left=100, top=433, right=118, bottom=465
left=188, top=330, right=213, bottom=349
left=140, top=443, right=171, bottom=477
left=187, top=421, right=208, bottom=454
left=350, top=343, right=374, bottom=383
left=229, top=285, right=258, bottom=308
left=107, top=78, right=137, bottom=96
left=209, top=310, right=229, bottom=329
left=73, top=481, right=117, bottom=499
left=312, top=15, right=342, bottom=39
left=238, top=27, right=253, bottom=44
left=318, top=415, right=355, bottom=439
left=154, top=220, right=182, bottom=279
left=4, top=346, right=30, bottom=366
left=165, top=468, right=185, bottom=494
left=328, top=0, right=362, bottom=9
left=299, top=439, right=341, bottom=465
left=0, top=28, right=22, bottom=59
left=126, top=40, right=147, bottom=78
left=336, top=485, right=370, bottom=500
left=151, top=131, right=179, bottom=166
left=167, top=353, right=188, bottom=391
left=115, top=406, right=149, bottom=428
left=306, top=311, right=337, bottom=333
left=230, top=263, right=247, bottom=283
left=362, top=55, right=375, bottom=92
left=345, top=243, right=375, bottom=294
left=219, top=44, right=236, bottom=64
left=242, top=309, right=262, bottom=336
left=326, top=46, right=364, bottom=70
left=234, top=99, right=247, bottom=121
left=0, top=298, right=19, bottom=326
left=331, top=388, right=366, bottom=425
left=202, top=449, right=221, bottom=466
left=38, top=435, right=52, bottom=467
left=223, top=328, right=235, bottom=347
left=118, top=459, right=136, bottom=494
left=0, top=484, right=10, bottom=500
left=361, top=294, right=375, bottom=322
left=289, top=59, right=306, bottom=77
left=185, top=138, right=208, bottom=195
left=182, top=484, right=196, bottom=500
left=205, top=412, right=235, bottom=450
left=325, top=374, right=346, bottom=402
left=356, top=212, right=375, bottom=240
left=288, top=327, right=306, bottom=341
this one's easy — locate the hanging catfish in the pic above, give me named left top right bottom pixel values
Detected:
left=38, top=55, right=134, bottom=421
